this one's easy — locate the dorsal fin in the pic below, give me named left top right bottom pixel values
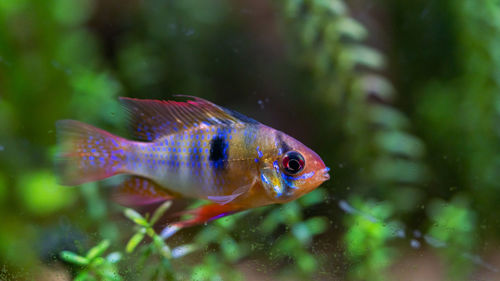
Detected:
left=119, top=96, right=259, bottom=141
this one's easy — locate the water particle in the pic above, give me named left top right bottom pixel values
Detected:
left=410, top=239, right=421, bottom=249
left=258, top=100, right=264, bottom=109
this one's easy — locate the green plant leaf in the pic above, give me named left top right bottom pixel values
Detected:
left=150, top=201, right=172, bottom=225
left=126, top=229, right=146, bottom=253
left=86, top=240, right=110, bottom=260
left=124, top=208, right=149, bottom=227
left=60, top=251, right=89, bottom=266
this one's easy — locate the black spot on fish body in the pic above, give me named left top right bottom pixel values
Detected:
left=209, top=134, right=228, bottom=170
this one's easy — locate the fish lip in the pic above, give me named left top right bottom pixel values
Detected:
left=321, top=167, right=331, bottom=181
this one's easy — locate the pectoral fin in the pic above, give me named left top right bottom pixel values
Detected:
left=259, top=161, right=288, bottom=199
left=206, top=182, right=253, bottom=205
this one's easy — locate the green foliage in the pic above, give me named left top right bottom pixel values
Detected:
left=279, top=0, right=427, bottom=203
left=60, top=240, right=123, bottom=281
left=414, top=0, right=500, bottom=215
left=17, top=171, right=77, bottom=216
left=279, top=1, right=428, bottom=279
left=260, top=190, right=329, bottom=278
left=343, top=197, right=399, bottom=281
left=427, top=196, right=477, bottom=280
left=122, top=201, right=197, bottom=280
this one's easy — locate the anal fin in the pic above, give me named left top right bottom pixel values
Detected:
left=161, top=203, right=243, bottom=238
left=113, top=176, right=175, bottom=206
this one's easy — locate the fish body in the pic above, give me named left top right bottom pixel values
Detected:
left=57, top=97, right=330, bottom=226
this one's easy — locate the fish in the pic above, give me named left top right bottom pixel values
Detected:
left=56, top=96, right=330, bottom=229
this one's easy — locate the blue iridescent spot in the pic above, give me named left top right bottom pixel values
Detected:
left=256, top=146, right=263, bottom=158
left=89, top=156, right=95, bottom=161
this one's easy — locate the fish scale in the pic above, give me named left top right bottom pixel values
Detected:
left=124, top=125, right=250, bottom=199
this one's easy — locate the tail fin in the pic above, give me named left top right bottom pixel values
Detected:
left=56, top=120, right=128, bottom=185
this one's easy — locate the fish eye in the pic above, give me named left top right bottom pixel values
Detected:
left=282, top=151, right=305, bottom=175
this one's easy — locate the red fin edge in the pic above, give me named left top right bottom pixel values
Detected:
left=174, top=203, right=243, bottom=227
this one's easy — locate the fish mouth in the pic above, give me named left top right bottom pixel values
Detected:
left=321, top=167, right=331, bottom=181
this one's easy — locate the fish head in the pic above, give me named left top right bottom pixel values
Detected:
left=259, top=132, right=330, bottom=203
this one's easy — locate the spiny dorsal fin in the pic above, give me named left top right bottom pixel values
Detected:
left=119, top=96, right=259, bottom=141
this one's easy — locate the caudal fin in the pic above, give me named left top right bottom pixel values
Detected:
left=56, top=120, right=128, bottom=185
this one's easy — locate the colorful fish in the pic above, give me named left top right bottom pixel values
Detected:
left=56, top=96, right=330, bottom=231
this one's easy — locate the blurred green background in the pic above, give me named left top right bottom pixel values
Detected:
left=1, top=0, right=500, bottom=280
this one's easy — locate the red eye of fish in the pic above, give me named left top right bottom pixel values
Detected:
left=282, top=151, right=305, bottom=175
